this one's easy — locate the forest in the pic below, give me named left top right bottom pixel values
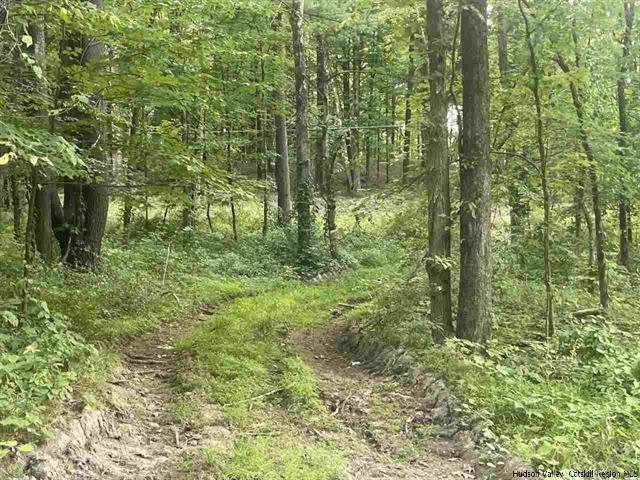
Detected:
left=1, top=0, right=640, bottom=477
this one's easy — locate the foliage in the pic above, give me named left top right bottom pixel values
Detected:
left=0, top=299, right=95, bottom=453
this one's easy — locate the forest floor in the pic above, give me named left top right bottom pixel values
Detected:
left=25, top=285, right=478, bottom=480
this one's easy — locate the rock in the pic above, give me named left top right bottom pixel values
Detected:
left=497, top=457, right=535, bottom=480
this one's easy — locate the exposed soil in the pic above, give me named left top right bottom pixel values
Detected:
left=290, top=323, right=479, bottom=480
left=19, top=300, right=483, bottom=480
left=22, top=306, right=228, bottom=480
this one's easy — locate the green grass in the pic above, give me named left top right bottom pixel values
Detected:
left=172, top=264, right=403, bottom=478
left=202, top=435, right=344, bottom=480
left=175, top=265, right=401, bottom=412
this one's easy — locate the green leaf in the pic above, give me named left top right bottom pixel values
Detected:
left=21, top=35, right=33, bottom=48
left=18, top=443, right=34, bottom=453
left=1, top=311, right=19, bottom=327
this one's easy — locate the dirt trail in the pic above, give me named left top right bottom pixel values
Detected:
left=21, top=302, right=479, bottom=480
left=290, top=324, right=478, bottom=480
left=23, top=307, right=226, bottom=480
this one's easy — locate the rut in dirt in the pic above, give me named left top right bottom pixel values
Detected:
left=290, top=323, right=479, bottom=480
left=23, top=305, right=226, bottom=480
left=22, top=299, right=480, bottom=480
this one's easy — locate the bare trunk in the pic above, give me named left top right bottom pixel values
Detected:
left=402, top=36, right=415, bottom=186
left=273, top=89, right=292, bottom=224
left=458, top=0, right=492, bottom=344
left=556, top=53, right=609, bottom=309
left=11, top=175, right=22, bottom=242
left=519, top=0, right=554, bottom=337
left=617, top=3, right=634, bottom=270
left=290, top=0, right=312, bottom=258
left=316, top=33, right=337, bottom=258
left=425, top=0, right=453, bottom=343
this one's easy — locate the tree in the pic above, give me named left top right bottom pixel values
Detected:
left=617, top=3, right=634, bottom=270
left=289, top=0, right=312, bottom=258
left=425, top=0, right=453, bottom=343
left=518, top=0, right=554, bottom=338
left=555, top=50, right=609, bottom=309
left=402, top=34, right=415, bottom=186
left=59, top=0, right=110, bottom=268
left=457, top=0, right=492, bottom=343
left=272, top=12, right=292, bottom=225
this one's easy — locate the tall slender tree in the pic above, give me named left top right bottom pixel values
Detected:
left=289, top=0, right=312, bottom=257
left=617, top=2, right=634, bottom=270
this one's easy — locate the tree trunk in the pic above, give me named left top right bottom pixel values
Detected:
left=425, top=0, right=453, bottom=343
left=63, top=183, right=109, bottom=268
left=556, top=53, right=608, bottom=309
left=273, top=91, right=292, bottom=224
left=617, top=2, right=634, bottom=270
left=289, top=0, right=312, bottom=259
left=351, top=38, right=361, bottom=195
left=402, top=35, right=415, bottom=186
left=181, top=113, right=197, bottom=230
left=11, top=174, right=22, bottom=242
left=388, top=96, right=397, bottom=183
left=316, top=33, right=337, bottom=258
left=519, top=0, right=554, bottom=338
left=61, top=0, right=109, bottom=268
left=272, top=13, right=292, bottom=225
left=498, top=9, right=527, bottom=244
left=457, top=0, right=492, bottom=344
left=123, top=106, right=141, bottom=246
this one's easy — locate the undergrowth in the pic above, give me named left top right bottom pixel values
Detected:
left=0, top=201, right=402, bottom=467
left=346, top=200, right=640, bottom=471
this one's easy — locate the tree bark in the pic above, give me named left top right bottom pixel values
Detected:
left=617, top=3, right=634, bottom=270
left=402, top=35, right=415, bottom=186
left=556, top=53, right=608, bottom=309
left=519, top=0, right=554, bottom=338
left=123, top=106, right=141, bottom=246
left=289, top=0, right=312, bottom=258
left=458, top=0, right=492, bottom=344
left=60, top=0, right=110, bottom=268
left=316, top=33, right=337, bottom=258
left=425, top=0, right=453, bottom=343
left=11, top=175, right=22, bottom=242
left=273, top=91, right=292, bottom=224
left=351, top=37, right=361, bottom=194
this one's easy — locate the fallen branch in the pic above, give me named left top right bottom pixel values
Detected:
left=572, top=308, right=604, bottom=319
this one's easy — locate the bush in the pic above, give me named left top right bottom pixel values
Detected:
left=0, top=299, right=95, bottom=455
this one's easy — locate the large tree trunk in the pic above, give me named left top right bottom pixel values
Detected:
left=60, top=0, right=110, bottom=268
left=402, top=35, right=415, bottom=186
left=617, top=3, right=634, bottom=270
left=557, top=53, right=609, bottom=309
left=425, top=0, right=453, bottom=343
left=62, top=183, right=109, bottom=268
left=289, top=0, right=312, bottom=258
left=457, top=0, right=492, bottom=344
